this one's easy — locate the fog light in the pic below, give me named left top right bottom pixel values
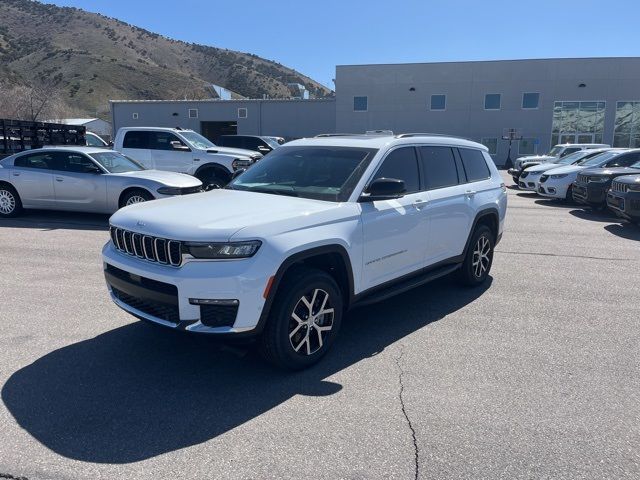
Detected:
left=189, top=298, right=239, bottom=306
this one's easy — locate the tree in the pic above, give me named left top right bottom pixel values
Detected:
left=0, top=75, right=71, bottom=121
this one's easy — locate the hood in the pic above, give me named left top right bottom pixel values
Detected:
left=525, top=162, right=563, bottom=173
left=615, top=174, right=640, bottom=184
left=110, top=169, right=202, bottom=187
left=518, top=154, right=555, bottom=162
left=542, top=164, right=586, bottom=175
left=581, top=167, right=640, bottom=178
left=206, top=147, right=261, bottom=160
left=109, top=189, right=355, bottom=242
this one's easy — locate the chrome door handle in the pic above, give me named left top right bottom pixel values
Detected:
left=465, top=190, right=477, bottom=197
left=55, top=177, right=64, bottom=182
left=194, top=158, right=200, bottom=162
left=12, top=172, right=20, bottom=176
left=413, top=199, right=428, bottom=208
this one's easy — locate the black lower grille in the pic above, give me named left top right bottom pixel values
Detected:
left=112, top=287, right=180, bottom=323
left=200, top=304, right=238, bottom=328
left=631, top=199, right=640, bottom=209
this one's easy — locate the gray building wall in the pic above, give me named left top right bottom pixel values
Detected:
left=110, top=99, right=336, bottom=141
left=335, top=58, right=640, bottom=164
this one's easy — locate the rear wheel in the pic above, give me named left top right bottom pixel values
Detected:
left=0, top=185, right=23, bottom=218
left=120, top=189, right=152, bottom=208
left=259, top=267, right=343, bottom=370
left=457, top=225, right=494, bottom=287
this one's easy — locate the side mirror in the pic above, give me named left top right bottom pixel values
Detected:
left=359, top=178, right=406, bottom=202
left=231, top=168, right=246, bottom=180
left=171, top=141, right=190, bottom=152
left=258, top=146, right=270, bottom=152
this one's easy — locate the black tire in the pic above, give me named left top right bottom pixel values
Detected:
left=564, top=185, right=574, bottom=202
left=457, top=225, right=495, bottom=287
left=196, top=168, right=229, bottom=191
left=0, top=184, right=23, bottom=218
left=259, top=267, right=343, bottom=370
left=119, top=189, right=153, bottom=208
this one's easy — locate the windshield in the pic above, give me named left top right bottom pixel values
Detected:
left=264, top=137, right=281, bottom=149
left=557, top=150, right=592, bottom=165
left=228, top=146, right=378, bottom=202
left=579, top=151, right=621, bottom=167
left=180, top=131, right=216, bottom=150
left=89, top=151, right=145, bottom=173
left=548, top=146, right=563, bottom=156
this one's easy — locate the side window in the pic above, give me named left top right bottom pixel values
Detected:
left=122, top=131, right=149, bottom=149
left=14, top=152, right=55, bottom=170
left=459, top=148, right=491, bottom=182
left=419, top=146, right=459, bottom=189
left=245, top=137, right=262, bottom=150
left=150, top=132, right=187, bottom=151
left=85, top=134, right=105, bottom=147
left=560, top=147, right=581, bottom=157
left=371, top=147, right=420, bottom=194
left=56, top=152, right=100, bottom=173
left=608, top=153, right=640, bottom=168
left=222, top=136, right=243, bottom=148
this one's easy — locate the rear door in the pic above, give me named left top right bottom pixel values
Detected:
left=120, top=131, right=152, bottom=168
left=419, top=145, right=471, bottom=263
left=148, top=131, right=193, bottom=173
left=10, top=152, right=56, bottom=208
left=51, top=152, right=107, bottom=212
left=360, top=146, right=430, bottom=289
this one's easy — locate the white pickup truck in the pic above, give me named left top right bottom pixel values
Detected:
left=113, top=127, right=262, bottom=189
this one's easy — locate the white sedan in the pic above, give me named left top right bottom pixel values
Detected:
left=0, top=147, right=202, bottom=217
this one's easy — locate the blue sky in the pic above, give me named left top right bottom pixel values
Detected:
left=46, top=0, right=638, bottom=90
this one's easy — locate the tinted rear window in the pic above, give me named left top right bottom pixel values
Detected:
left=123, top=131, right=149, bottom=149
left=459, top=148, right=491, bottom=182
left=419, top=146, right=459, bottom=189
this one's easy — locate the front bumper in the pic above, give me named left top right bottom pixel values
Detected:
left=606, top=190, right=640, bottom=221
left=572, top=182, right=607, bottom=206
left=518, top=174, right=542, bottom=191
left=102, top=242, right=272, bottom=335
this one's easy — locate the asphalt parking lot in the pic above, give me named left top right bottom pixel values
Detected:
left=1, top=172, right=639, bottom=480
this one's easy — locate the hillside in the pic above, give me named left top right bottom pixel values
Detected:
left=0, top=0, right=333, bottom=118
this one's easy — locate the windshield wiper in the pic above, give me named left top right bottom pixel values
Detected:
left=244, top=187, right=299, bottom=197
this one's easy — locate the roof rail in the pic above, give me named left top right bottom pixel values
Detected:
left=314, top=133, right=358, bottom=137
left=365, top=130, right=394, bottom=136
left=396, top=132, right=475, bottom=141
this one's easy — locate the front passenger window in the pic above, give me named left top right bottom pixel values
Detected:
left=371, top=147, right=420, bottom=193
left=150, top=132, right=187, bottom=151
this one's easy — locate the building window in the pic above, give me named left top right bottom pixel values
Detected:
left=614, top=101, right=640, bottom=148
left=238, top=108, right=247, bottom=119
left=551, top=101, right=605, bottom=146
left=518, top=138, right=537, bottom=155
left=430, top=94, right=446, bottom=111
left=522, top=93, right=540, bottom=109
left=353, top=96, right=368, bottom=112
left=481, top=138, right=498, bottom=155
left=484, top=94, right=501, bottom=110
left=132, top=113, right=139, bottom=120
left=189, top=108, right=198, bottom=119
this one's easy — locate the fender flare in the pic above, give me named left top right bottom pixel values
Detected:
left=193, top=162, right=232, bottom=179
left=462, top=207, right=501, bottom=257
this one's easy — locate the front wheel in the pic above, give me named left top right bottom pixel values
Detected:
left=259, top=268, right=343, bottom=370
left=0, top=185, right=23, bottom=218
left=457, top=225, right=495, bottom=287
left=564, top=185, right=574, bottom=202
left=120, top=189, right=153, bottom=208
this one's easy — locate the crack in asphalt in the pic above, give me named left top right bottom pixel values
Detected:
left=496, top=249, right=635, bottom=262
left=395, top=345, right=419, bottom=480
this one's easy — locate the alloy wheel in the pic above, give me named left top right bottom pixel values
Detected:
left=472, top=235, right=492, bottom=278
left=0, top=189, right=16, bottom=215
left=125, top=195, right=147, bottom=206
left=288, top=288, right=335, bottom=355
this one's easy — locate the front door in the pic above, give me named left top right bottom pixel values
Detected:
left=51, top=152, right=107, bottom=212
left=148, top=131, right=193, bottom=173
left=360, top=146, right=430, bottom=290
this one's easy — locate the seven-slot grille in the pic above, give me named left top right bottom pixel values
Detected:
left=611, top=180, right=629, bottom=193
left=577, top=173, right=590, bottom=183
left=110, top=226, right=182, bottom=266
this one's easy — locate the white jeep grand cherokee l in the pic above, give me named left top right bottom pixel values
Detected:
left=102, top=134, right=507, bottom=369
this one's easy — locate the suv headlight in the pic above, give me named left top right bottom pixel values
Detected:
left=232, top=158, right=252, bottom=170
left=628, top=183, right=640, bottom=192
left=550, top=174, right=568, bottom=179
left=185, top=240, right=261, bottom=259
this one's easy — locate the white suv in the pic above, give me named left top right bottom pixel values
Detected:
left=102, top=134, right=507, bottom=369
left=113, top=127, right=262, bottom=189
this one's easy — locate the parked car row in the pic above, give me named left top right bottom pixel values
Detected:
left=0, top=126, right=288, bottom=217
left=512, top=145, right=640, bottom=225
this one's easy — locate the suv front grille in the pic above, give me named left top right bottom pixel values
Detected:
left=611, top=181, right=628, bottom=193
left=110, top=226, right=182, bottom=266
left=577, top=173, right=589, bottom=183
